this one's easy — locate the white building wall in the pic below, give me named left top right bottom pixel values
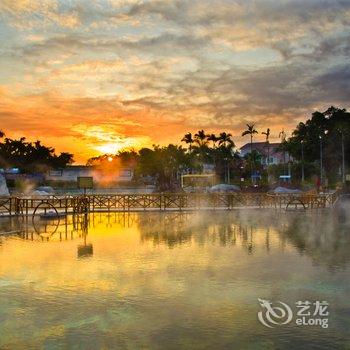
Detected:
left=46, top=167, right=134, bottom=182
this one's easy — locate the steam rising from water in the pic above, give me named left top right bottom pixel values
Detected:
left=0, top=209, right=349, bottom=349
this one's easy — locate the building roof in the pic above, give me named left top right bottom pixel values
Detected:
left=240, top=142, right=280, bottom=150
left=240, top=142, right=281, bottom=153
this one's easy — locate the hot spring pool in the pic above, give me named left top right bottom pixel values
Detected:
left=0, top=210, right=349, bottom=349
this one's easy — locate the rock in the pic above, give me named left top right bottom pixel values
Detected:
left=272, top=186, right=302, bottom=194
left=0, top=174, right=10, bottom=196
left=36, top=186, right=54, bottom=194
left=209, top=184, right=241, bottom=193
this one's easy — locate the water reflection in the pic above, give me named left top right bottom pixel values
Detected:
left=135, top=210, right=350, bottom=269
left=0, top=210, right=349, bottom=269
left=0, top=210, right=349, bottom=349
left=280, top=212, right=350, bottom=269
left=76, top=214, right=93, bottom=259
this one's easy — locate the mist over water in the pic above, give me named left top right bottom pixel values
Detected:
left=0, top=210, right=349, bottom=349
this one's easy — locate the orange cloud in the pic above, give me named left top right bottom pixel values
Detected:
left=0, top=85, right=306, bottom=163
left=1, top=0, right=349, bottom=164
left=0, top=87, right=192, bottom=163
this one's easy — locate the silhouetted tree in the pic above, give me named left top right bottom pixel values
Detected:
left=218, top=132, right=234, bottom=149
left=207, top=133, right=219, bottom=148
left=286, top=106, right=350, bottom=182
left=242, top=124, right=258, bottom=154
left=242, top=124, right=258, bottom=180
left=181, top=132, right=194, bottom=152
left=0, top=136, right=73, bottom=172
left=262, top=128, right=270, bottom=166
left=194, top=130, right=208, bottom=147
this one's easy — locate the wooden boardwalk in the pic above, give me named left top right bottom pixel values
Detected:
left=0, top=192, right=339, bottom=217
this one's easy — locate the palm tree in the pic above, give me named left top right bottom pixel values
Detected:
left=181, top=132, right=194, bottom=152
left=207, top=133, right=219, bottom=149
left=194, top=130, right=208, bottom=147
left=242, top=124, right=258, bottom=154
left=262, top=128, right=270, bottom=166
left=193, top=130, right=209, bottom=167
left=218, top=132, right=235, bottom=183
left=208, top=134, right=219, bottom=170
left=218, top=132, right=234, bottom=149
left=242, top=124, right=258, bottom=183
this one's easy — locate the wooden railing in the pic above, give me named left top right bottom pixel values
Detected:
left=0, top=192, right=339, bottom=217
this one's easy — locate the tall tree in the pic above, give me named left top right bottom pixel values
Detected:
left=286, top=106, right=350, bottom=182
left=217, top=132, right=235, bottom=183
left=242, top=124, right=258, bottom=154
left=218, top=132, right=234, bottom=149
left=207, top=133, right=219, bottom=149
left=192, top=130, right=209, bottom=165
left=181, top=132, right=194, bottom=152
left=242, top=124, right=258, bottom=181
left=0, top=136, right=73, bottom=172
left=194, top=130, right=208, bottom=147
left=262, top=128, right=270, bottom=166
left=137, top=145, right=191, bottom=191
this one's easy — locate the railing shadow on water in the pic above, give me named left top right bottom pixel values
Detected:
left=0, top=212, right=95, bottom=259
left=1, top=208, right=348, bottom=270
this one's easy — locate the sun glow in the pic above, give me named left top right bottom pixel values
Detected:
left=95, top=138, right=147, bottom=155
left=96, top=143, right=122, bottom=155
left=72, top=124, right=151, bottom=157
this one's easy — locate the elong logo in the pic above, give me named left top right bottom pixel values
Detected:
left=258, top=299, right=329, bottom=329
left=258, top=298, right=293, bottom=328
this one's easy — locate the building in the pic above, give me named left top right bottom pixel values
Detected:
left=45, top=165, right=134, bottom=183
left=239, top=142, right=292, bottom=166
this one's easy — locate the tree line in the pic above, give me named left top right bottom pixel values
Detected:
left=88, top=135, right=240, bottom=190
left=1, top=106, right=349, bottom=188
left=0, top=132, right=74, bottom=173
left=286, top=106, right=350, bottom=183
left=88, top=106, right=350, bottom=189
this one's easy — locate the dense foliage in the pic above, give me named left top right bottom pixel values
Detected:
left=88, top=106, right=350, bottom=189
left=0, top=133, right=74, bottom=172
left=285, top=106, right=350, bottom=183
left=88, top=131, right=240, bottom=190
left=4, top=105, right=349, bottom=187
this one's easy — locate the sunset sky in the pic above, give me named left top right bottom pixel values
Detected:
left=0, top=0, right=349, bottom=163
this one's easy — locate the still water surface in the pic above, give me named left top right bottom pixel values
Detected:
left=0, top=210, right=349, bottom=349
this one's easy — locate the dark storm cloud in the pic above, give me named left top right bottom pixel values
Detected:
left=312, top=64, right=350, bottom=101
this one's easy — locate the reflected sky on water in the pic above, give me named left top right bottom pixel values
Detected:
left=0, top=210, right=349, bottom=349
